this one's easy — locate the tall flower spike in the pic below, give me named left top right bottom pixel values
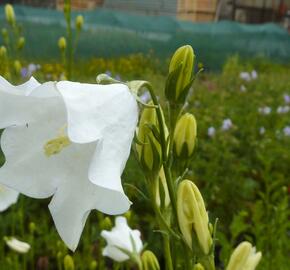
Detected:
left=0, top=76, right=138, bottom=251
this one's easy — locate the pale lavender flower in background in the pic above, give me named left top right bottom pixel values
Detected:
left=283, top=126, right=290, bottom=136
left=240, top=85, right=247, bottom=92
left=140, top=91, right=151, bottom=103
left=277, top=106, right=290, bottom=114
left=259, top=127, right=266, bottom=135
left=221, top=119, right=233, bottom=131
left=207, top=127, right=216, bottom=137
left=21, top=63, right=40, bottom=78
left=284, top=94, right=290, bottom=104
left=239, top=72, right=251, bottom=82
left=258, top=106, right=271, bottom=115
left=115, top=74, right=121, bottom=81
left=105, top=70, right=112, bottom=77
left=251, top=70, right=258, bottom=80
left=20, top=67, right=28, bottom=78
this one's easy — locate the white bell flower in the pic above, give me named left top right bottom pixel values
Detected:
left=101, top=216, right=143, bottom=262
left=5, top=237, right=31, bottom=253
left=0, top=76, right=138, bottom=251
left=0, top=184, right=19, bottom=212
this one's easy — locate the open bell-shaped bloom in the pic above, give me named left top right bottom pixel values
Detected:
left=0, top=76, right=138, bottom=251
left=0, top=184, right=19, bottom=212
left=101, top=216, right=143, bottom=262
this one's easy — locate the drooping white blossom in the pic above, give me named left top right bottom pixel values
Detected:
left=5, top=237, right=31, bottom=253
left=101, top=216, right=143, bottom=262
left=0, top=184, right=19, bottom=212
left=0, top=76, right=138, bottom=251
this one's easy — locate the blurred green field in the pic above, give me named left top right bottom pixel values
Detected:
left=0, top=55, right=289, bottom=269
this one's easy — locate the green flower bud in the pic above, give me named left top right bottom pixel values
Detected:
left=141, top=250, right=160, bottom=270
left=226, top=242, right=262, bottom=270
left=89, top=260, right=98, bottom=270
left=1, top=28, right=8, bottom=39
left=136, top=102, right=163, bottom=177
left=100, top=216, right=112, bottom=231
left=75, top=15, right=84, bottom=31
left=155, top=167, right=170, bottom=208
left=64, top=255, right=75, bottom=270
left=166, top=45, right=195, bottom=102
left=17, top=37, right=25, bottom=50
left=5, top=4, right=16, bottom=25
left=193, top=263, right=205, bottom=270
left=58, top=37, right=67, bottom=51
left=14, top=60, right=22, bottom=74
left=29, top=222, right=36, bottom=234
left=124, top=210, right=132, bottom=222
left=177, top=180, right=212, bottom=254
left=173, top=113, right=197, bottom=159
left=0, top=46, right=7, bottom=57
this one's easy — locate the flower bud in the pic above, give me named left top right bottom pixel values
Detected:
left=177, top=180, right=212, bottom=254
left=5, top=4, right=16, bottom=25
left=100, top=216, right=112, bottom=231
left=14, top=60, right=22, bottom=74
left=226, top=241, right=262, bottom=270
left=173, top=113, right=197, bottom=159
left=0, top=46, right=7, bottom=58
left=29, top=222, right=36, bottom=234
left=64, top=255, right=75, bottom=270
left=166, top=45, right=195, bottom=102
left=136, top=102, right=162, bottom=177
left=89, top=260, right=98, bottom=270
left=17, top=37, right=25, bottom=50
left=193, top=263, right=205, bottom=270
left=141, top=250, right=160, bottom=270
left=155, top=167, right=170, bottom=208
left=75, top=15, right=84, bottom=31
left=58, top=37, right=67, bottom=51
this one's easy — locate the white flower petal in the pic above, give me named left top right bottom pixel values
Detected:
left=57, top=81, right=138, bottom=193
left=101, top=216, right=143, bottom=262
left=56, top=81, right=138, bottom=144
left=0, top=184, right=19, bottom=212
left=5, top=237, right=30, bottom=253
left=0, top=95, right=66, bottom=197
left=102, top=245, right=129, bottom=262
left=0, top=82, right=58, bottom=129
left=0, top=76, right=40, bottom=95
left=48, top=143, right=130, bottom=251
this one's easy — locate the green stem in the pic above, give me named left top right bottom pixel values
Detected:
left=164, top=236, right=174, bottom=270
left=146, top=84, right=178, bottom=222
